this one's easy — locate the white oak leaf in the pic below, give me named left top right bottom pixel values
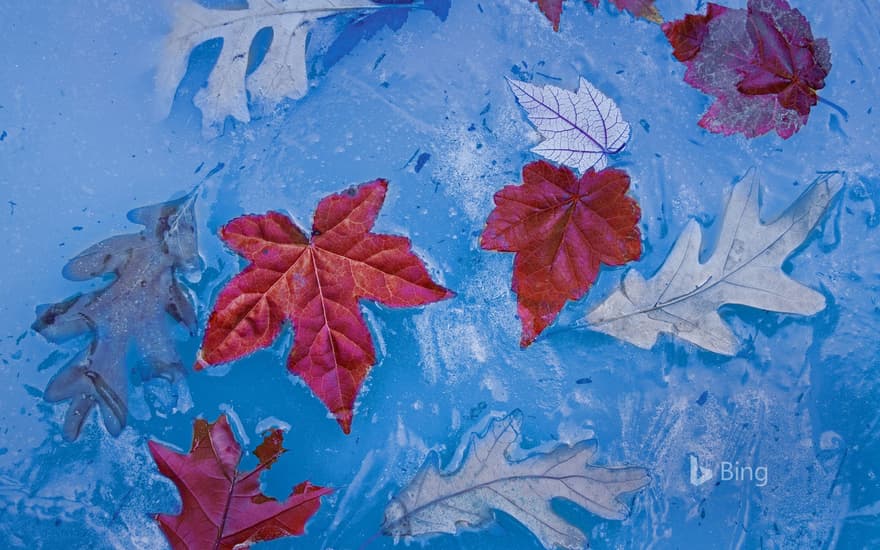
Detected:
left=507, top=77, right=631, bottom=172
left=157, top=0, right=383, bottom=137
left=382, top=411, right=649, bottom=549
left=584, top=170, right=843, bottom=355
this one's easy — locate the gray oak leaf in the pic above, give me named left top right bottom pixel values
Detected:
left=507, top=77, right=631, bottom=172
left=382, top=411, right=649, bottom=549
left=157, top=0, right=385, bottom=138
left=33, top=194, right=199, bottom=440
left=584, top=171, right=843, bottom=355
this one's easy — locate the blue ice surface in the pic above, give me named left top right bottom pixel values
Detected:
left=1, top=0, right=879, bottom=548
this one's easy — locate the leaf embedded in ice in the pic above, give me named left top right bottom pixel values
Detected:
left=157, top=0, right=388, bottom=137
left=481, top=160, right=642, bottom=347
left=532, top=0, right=662, bottom=31
left=382, top=411, right=649, bottom=549
left=149, top=414, right=331, bottom=550
left=507, top=77, right=631, bottom=173
left=585, top=171, right=843, bottom=355
left=33, top=193, right=200, bottom=440
left=197, top=179, right=454, bottom=434
left=662, top=0, right=831, bottom=139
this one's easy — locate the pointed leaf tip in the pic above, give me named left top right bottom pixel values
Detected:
left=508, top=77, right=631, bottom=173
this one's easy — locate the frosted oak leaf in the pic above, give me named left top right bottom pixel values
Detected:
left=157, top=0, right=388, bottom=137
left=382, top=410, right=649, bottom=549
left=33, top=193, right=199, bottom=440
left=584, top=170, right=843, bottom=355
left=507, top=77, right=631, bottom=172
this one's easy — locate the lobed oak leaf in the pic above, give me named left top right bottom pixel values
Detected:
left=531, top=0, right=662, bottom=31
left=149, top=414, right=331, bottom=550
left=662, top=0, right=831, bottom=139
left=157, top=0, right=420, bottom=138
left=584, top=170, right=843, bottom=354
left=33, top=194, right=199, bottom=440
left=481, top=161, right=641, bottom=347
left=197, top=179, right=453, bottom=433
left=382, top=410, right=649, bottom=549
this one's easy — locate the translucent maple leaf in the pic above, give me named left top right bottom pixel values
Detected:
left=662, top=0, right=831, bottom=139
left=584, top=171, right=843, bottom=354
left=382, top=411, right=649, bottom=549
left=508, top=77, right=631, bottom=173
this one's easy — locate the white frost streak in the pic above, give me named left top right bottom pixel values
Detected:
left=507, top=77, right=631, bottom=172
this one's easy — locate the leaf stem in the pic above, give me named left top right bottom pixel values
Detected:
left=357, top=528, right=384, bottom=550
left=817, top=96, right=848, bottom=122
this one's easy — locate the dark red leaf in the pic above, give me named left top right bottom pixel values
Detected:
left=663, top=0, right=831, bottom=138
left=197, top=180, right=453, bottom=433
left=149, top=415, right=330, bottom=550
left=481, top=161, right=641, bottom=347
left=532, top=0, right=661, bottom=31
left=662, top=3, right=728, bottom=62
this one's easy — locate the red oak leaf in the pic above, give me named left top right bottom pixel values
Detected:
left=149, top=415, right=330, bottom=550
left=197, top=180, right=453, bottom=433
left=481, top=161, right=641, bottom=347
left=532, top=0, right=661, bottom=31
left=663, top=0, right=831, bottom=138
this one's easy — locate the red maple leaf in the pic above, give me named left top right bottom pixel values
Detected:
left=481, top=161, right=641, bottom=347
left=662, top=0, right=831, bottom=138
left=532, top=0, right=662, bottom=31
left=197, top=180, right=453, bottom=433
left=149, top=415, right=330, bottom=550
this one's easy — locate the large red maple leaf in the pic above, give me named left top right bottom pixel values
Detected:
left=149, top=415, right=330, bottom=550
left=197, top=180, right=453, bottom=433
left=532, top=0, right=662, bottom=31
left=481, top=161, right=641, bottom=347
left=663, top=0, right=831, bottom=138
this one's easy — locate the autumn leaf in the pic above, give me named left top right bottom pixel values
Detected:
left=507, top=77, right=631, bottom=173
left=157, top=0, right=417, bottom=137
left=383, top=410, right=649, bottom=549
left=197, top=179, right=453, bottom=433
left=33, top=194, right=199, bottom=440
left=150, top=415, right=330, bottom=550
left=481, top=161, right=641, bottom=347
left=585, top=171, right=843, bottom=354
left=532, top=0, right=662, bottom=31
left=662, top=0, right=831, bottom=139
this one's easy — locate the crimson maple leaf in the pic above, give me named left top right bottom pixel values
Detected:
left=532, top=0, right=662, bottom=31
left=663, top=0, right=831, bottom=138
left=149, top=415, right=330, bottom=550
left=481, top=161, right=641, bottom=347
left=197, top=179, right=453, bottom=433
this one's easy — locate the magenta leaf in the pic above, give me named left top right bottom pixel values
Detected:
left=663, top=0, right=831, bottom=139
